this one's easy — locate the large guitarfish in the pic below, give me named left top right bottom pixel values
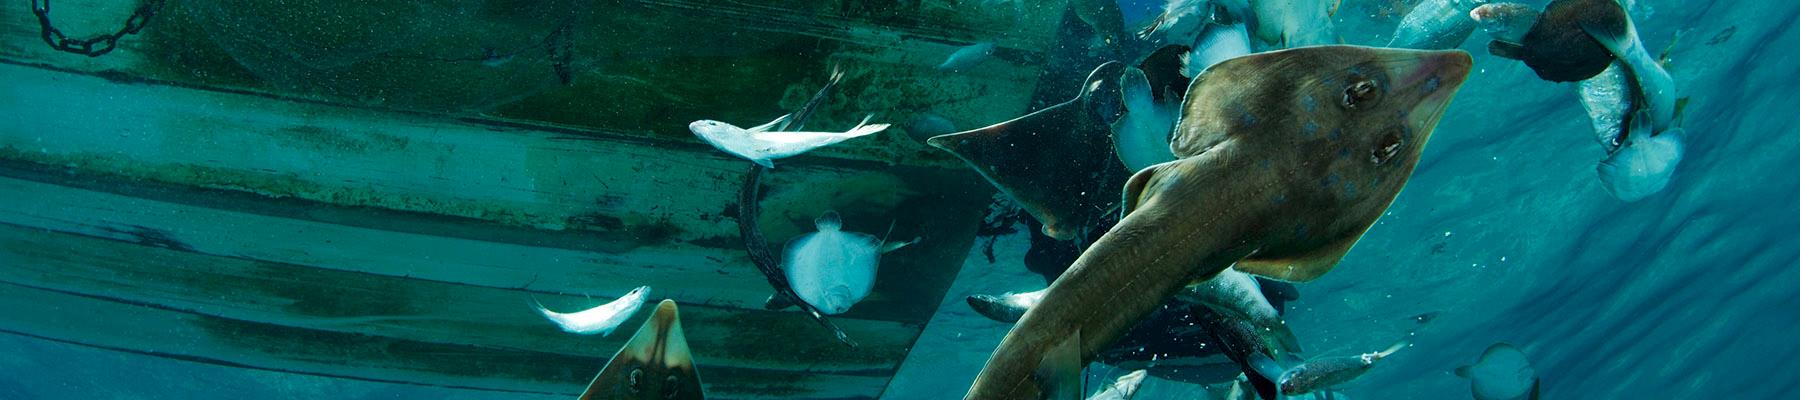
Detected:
left=960, top=46, right=1471, bottom=399
left=578, top=300, right=704, bottom=400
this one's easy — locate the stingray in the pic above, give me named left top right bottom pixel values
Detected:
left=927, top=62, right=1131, bottom=241
left=577, top=300, right=705, bottom=400
left=958, top=45, right=1473, bottom=399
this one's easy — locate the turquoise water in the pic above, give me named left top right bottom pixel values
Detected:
left=5, top=0, right=1797, bottom=399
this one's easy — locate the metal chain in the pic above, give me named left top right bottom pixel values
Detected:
left=31, top=0, right=165, bottom=57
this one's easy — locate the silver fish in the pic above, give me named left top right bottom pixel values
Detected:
left=1277, top=341, right=1409, bottom=395
left=1087, top=370, right=1149, bottom=400
left=783, top=211, right=913, bottom=314
left=1389, top=0, right=1489, bottom=50
left=689, top=115, right=889, bottom=168
left=939, top=42, right=997, bottom=72
left=533, top=286, right=650, bottom=336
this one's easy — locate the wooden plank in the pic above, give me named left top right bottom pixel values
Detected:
left=0, top=60, right=993, bottom=322
left=0, top=280, right=890, bottom=399
left=2, top=0, right=1057, bottom=154
left=0, top=219, right=917, bottom=373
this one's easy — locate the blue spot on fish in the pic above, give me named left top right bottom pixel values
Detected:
left=1295, top=224, right=1310, bottom=239
left=1261, top=159, right=1273, bottom=169
left=1320, top=174, right=1340, bottom=187
left=1344, top=182, right=1358, bottom=197
left=1301, top=97, right=1319, bottom=112
left=1329, top=128, right=1343, bottom=141
left=1303, top=121, right=1320, bottom=137
left=1337, top=147, right=1351, bottom=159
left=1423, top=77, right=1441, bottom=93
left=1272, top=195, right=1288, bottom=205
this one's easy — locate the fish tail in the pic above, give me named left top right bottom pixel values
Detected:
left=1137, top=12, right=1170, bottom=39
left=1375, top=339, right=1410, bottom=359
left=845, top=115, right=891, bottom=137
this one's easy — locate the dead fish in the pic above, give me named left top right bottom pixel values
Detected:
left=939, top=42, right=998, bottom=72
left=533, top=286, right=650, bottom=336
left=1455, top=342, right=1540, bottom=400
left=1480, top=0, right=1625, bottom=82
left=1179, top=268, right=1302, bottom=352
left=1114, top=66, right=1181, bottom=172
left=1389, top=0, right=1489, bottom=50
left=783, top=211, right=914, bottom=315
left=1597, top=110, right=1684, bottom=201
left=1278, top=340, right=1410, bottom=395
left=1577, top=62, right=1633, bottom=153
left=1184, top=21, right=1254, bottom=78
left=1087, top=370, right=1149, bottom=400
left=576, top=300, right=704, bottom=400
left=955, top=46, right=1472, bottom=399
left=689, top=114, right=890, bottom=168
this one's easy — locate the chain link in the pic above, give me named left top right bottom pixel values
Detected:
left=32, top=0, right=165, bottom=57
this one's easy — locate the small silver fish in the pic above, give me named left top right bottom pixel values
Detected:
left=689, top=115, right=890, bottom=168
left=1139, top=0, right=1213, bottom=40
left=1087, top=370, right=1149, bottom=400
left=966, top=288, right=1048, bottom=323
left=938, top=42, right=997, bottom=72
left=533, top=286, right=650, bottom=335
left=1389, top=0, right=1489, bottom=50
left=1278, top=340, right=1409, bottom=395
left=1470, top=3, right=1539, bottom=44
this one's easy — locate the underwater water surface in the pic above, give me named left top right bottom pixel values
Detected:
left=3, top=0, right=1798, bottom=399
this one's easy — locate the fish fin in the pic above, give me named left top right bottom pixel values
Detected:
left=753, top=158, right=775, bottom=168
left=1329, top=0, right=1342, bottom=17
left=1577, top=9, right=1636, bottom=57
left=1454, top=365, right=1472, bottom=378
left=880, top=237, right=919, bottom=253
left=1488, top=40, right=1527, bottom=60
left=814, top=210, right=843, bottom=231
left=1136, top=45, right=1194, bottom=103
left=1247, top=353, right=1285, bottom=400
left=1120, top=67, right=1154, bottom=114
left=1120, top=160, right=1173, bottom=217
left=1269, top=321, right=1304, bottom=354
left=1671, top=97, right=1691, bottom=129
left=843, top=115, right=892, bottom=138
left=1137, top=12, right=1170, bottom=39
left=747, top=114, right=793, bottom=133
left=1375, top=339, right=1410, bottom=359
left=1659, top=30, right=1682, bottom=68
left=1529, top=377, right=1541, bottom=400
left=1236, top=229, right=1361, bottom=282
left=763, top=293, right=796, bottom=310
left=925, top=62, right=1130, bottom=240
left=1036, top=331, right=1084, bottom=400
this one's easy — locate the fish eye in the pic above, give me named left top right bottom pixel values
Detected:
left=1342, top=79, right=1380, bottom=109
left=629, top=368, right=645, bottom=393
left=1372, top=129, right=1404, bottom=165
